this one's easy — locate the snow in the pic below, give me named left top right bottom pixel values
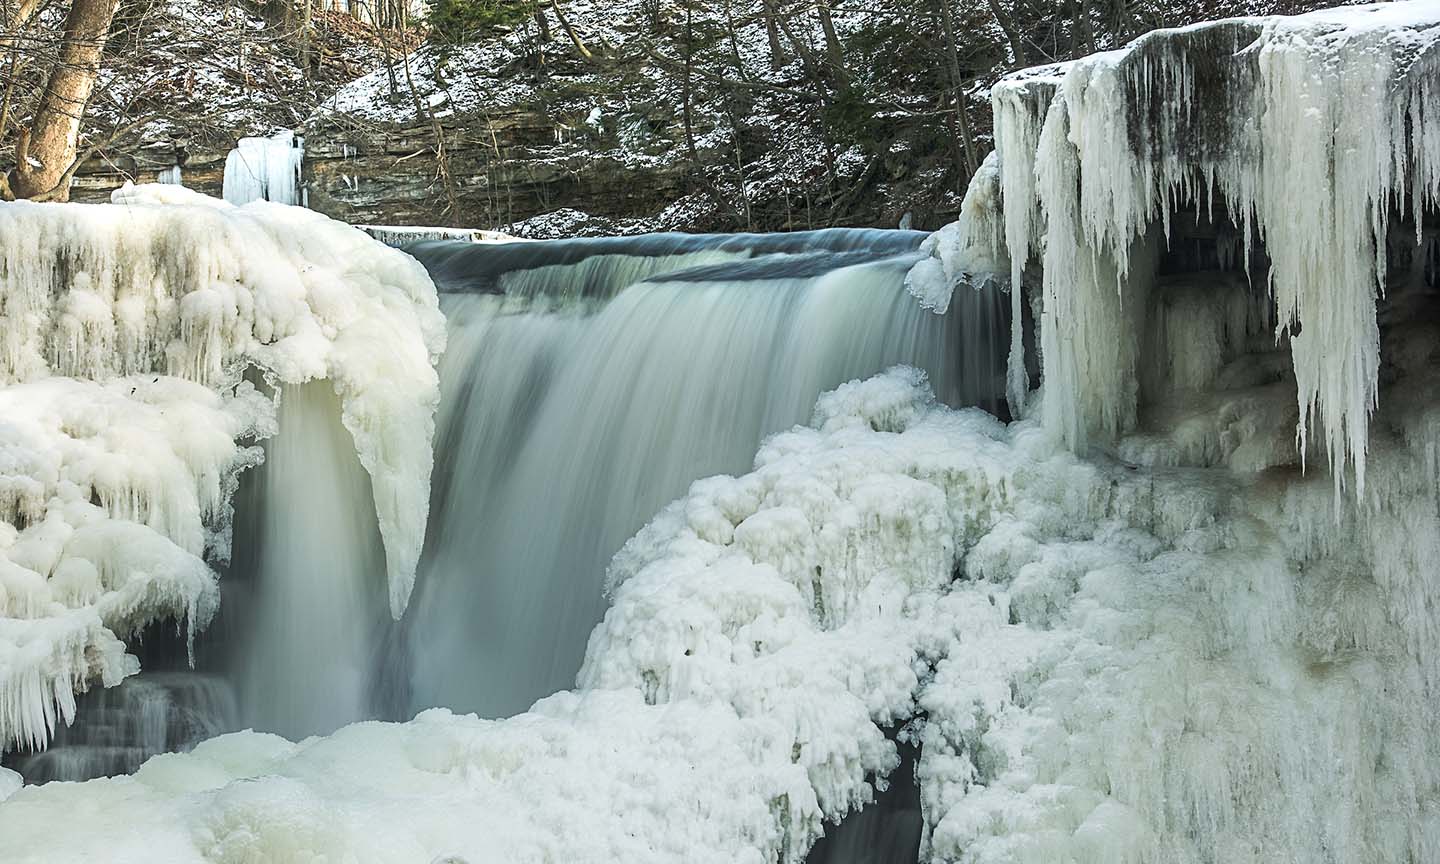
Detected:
left=0, top=185, right=443, bottom=751
left=986, top=0, right=1440, bottom=496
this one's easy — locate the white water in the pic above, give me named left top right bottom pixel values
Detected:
left=221, top=131, right=305, bottom=206
left=405, top=241, right=1006, bottom=718
left=235, top=382, right=388, bottom=740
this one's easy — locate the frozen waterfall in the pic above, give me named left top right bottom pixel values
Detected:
left=6, top=5, right=1440, bottom=864
left=221, top=131, right=305, bottom=206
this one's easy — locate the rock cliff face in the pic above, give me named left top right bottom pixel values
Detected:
left=300, top=114, right=690, bottom=231
left=62, top=0, right=1368, bottom=236
left=65, top=100, right=694, bottom=235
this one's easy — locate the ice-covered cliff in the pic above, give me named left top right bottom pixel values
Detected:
left=0, top=186, right=444, bottom=752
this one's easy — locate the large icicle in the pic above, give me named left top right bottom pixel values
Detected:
left=221, top=132, right=305, bottom=206
left=987, top=1, right=1440, bottom=494
left=0, top=185, right=443, bottom=750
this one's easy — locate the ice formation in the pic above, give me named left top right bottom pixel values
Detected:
left=10, top=334, right=1439, bottom=859
left=0, top=369, right=1011, bottom=862
left=0, top=185, right=443, bottom=751
left=356, top=224, right=521, bottom=247
left=988, top=1, right=1440, bottom=494
left=221, top=132, right=305, bottom=206
left=904, top=152, right=1007, bottom=316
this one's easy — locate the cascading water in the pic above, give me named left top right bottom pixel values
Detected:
left=402, top=230, right=1007, bottom=719
left=221, top=131, right=305, bottom=206
left=6, top=226, right=1006, bottom=785
left=3, top=673, right=237, bottom=783
left=230, top=382, right=389, bottom=740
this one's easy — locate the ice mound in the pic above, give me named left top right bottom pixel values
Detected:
left=0, top=186, right=443, bottom=751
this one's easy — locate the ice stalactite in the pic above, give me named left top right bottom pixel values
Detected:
left=0, top=185, right=443, bottom=751
left=221, top=132, right=305, bottom=206
left=987, top=2, right=1440, bottom=495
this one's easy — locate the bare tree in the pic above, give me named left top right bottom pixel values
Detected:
left=986, top=0, right=1028, bottom=67
left=7, top=0, right=120, bottom=200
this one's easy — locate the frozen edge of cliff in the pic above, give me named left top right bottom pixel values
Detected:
left=912, top=0, right=1440, bottom=496
left=0, top=186, right=444, bottom=750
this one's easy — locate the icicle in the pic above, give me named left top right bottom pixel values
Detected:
left=222, top=131, right=305, bottom=206
left=984, top=2, right=1440, bottom=495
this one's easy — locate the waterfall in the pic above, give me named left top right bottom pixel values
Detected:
left=222, top=131, right=305, bottom=206
left=232, top=382, right=389, bottom=740
left=402, top=231, right=1007, bottom=718
left=2, top=674, right=237, bottom=782
left=0, top=227, right=1006, bottom=789
left=157, top=166, right=182, bottom=185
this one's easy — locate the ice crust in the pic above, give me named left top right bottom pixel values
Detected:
left=0, top=186, right=443, bottom=751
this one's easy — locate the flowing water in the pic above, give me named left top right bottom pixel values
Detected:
left=7, top=228, right=1006, bottom=864
left=405, top=230, right=1006, bottom=718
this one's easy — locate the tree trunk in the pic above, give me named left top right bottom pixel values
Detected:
left=938, top=0, right=979, bottom=175
left=8, top=0, right=121, bottom=201
left=815, top=0, right=842, bottom=70
left=760, top=0, right=787, bottom=72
